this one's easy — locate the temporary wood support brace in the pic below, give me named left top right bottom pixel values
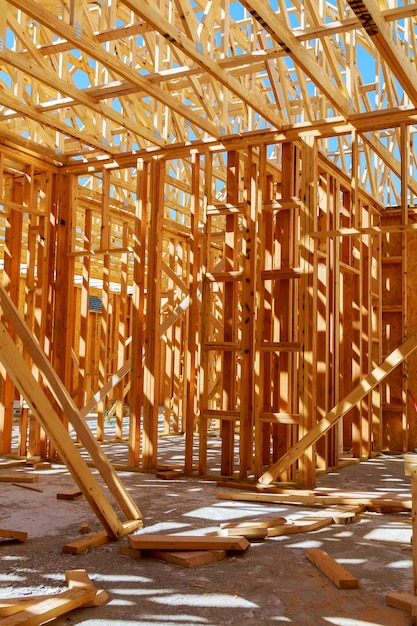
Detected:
left=258, top=330, right=417, bottom=485
left=0, top=285, right=142, bottom=539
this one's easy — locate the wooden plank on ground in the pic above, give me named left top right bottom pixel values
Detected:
left=12, top=483, right=43, bottom=493
left=0, top=474, right=38, bottom=483
left=216, top=490, right=412, bottom=510
left=313, top=505, right=363, bottom=524
left=65, top=569, right=109, bottom=607
left=120, top=544, right=227, bottom=567
left=144, top=549, right=227, bottom=568
left=127, top=534, right=250, bottom=552
left=220, top=526, right=268, bottom=539
left=385, top=591, right=417, bottom=612
left=220, top=516, right=286, bottom=530
left=267, top=516, right=333, bottom=536
left=305, top=548, right=359, bottom=588
left=258, top=330, right=417, bottom=484
left=62, top=531, right=110, bottom=554
left=57, top=490, right=83, bottom=500
left=120, top=545, right=141, bottom=558
left=0, top=529, right=27, bottom=542
left=0, top=588, right=97, bottom=626
left=0, top=596, right=55, bottom=617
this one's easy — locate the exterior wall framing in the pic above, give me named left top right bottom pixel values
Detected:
left=1, top=128, right=416, bottom=488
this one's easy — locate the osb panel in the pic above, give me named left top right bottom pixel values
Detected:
left=381, top=265, right=402, bottom=307
left=382, top=411, right=404, bottom=452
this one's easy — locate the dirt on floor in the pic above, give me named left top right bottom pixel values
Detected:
left=0, top=453, right=415, bottom=626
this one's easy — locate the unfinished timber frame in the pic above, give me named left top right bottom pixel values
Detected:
left=1, top=0, right=417, bottom=488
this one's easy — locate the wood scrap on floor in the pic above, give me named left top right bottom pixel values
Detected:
left=62, top=530, right=110, bottom=554
left=25, top=457, right=51, bottom=469
left=122, top=533, right=249, bottom=568
left=216, top=489, right=411, bottom=512
left=0, top=596, right=53, bottom=618
left=216, top=504, right=361, bottom=540
left=127, top=533, right=250, bottom=552
left=65, top=569, right=109, bottom=607
left=386, top=591, right=417, bottom=610
left=313, top=505, right=364, bottom=524
left=155, top=469, right=184, bottom=480
left=31, top=462, right=51, bottom=470
left=219, top=526, right=267, bottom=540
left=0, top=473, right=38, bottom=483
left=0, top=529, right=27, bottom=543
left=219, top=516, right=286, bottom=530
left=121, top=545, right=228, bottom=568
left=305, top=547, right=359, bottom=588
left=0, top=570, right=108, bottom=619
left=0, top=588, right=97, bottom=625
left=267, top=515, right=334, bottom=537
left=219, top=515, right=286, bottom=539
left=56, top=489, right=83, bottom=500
left=12, top=483, right=43, bottom=493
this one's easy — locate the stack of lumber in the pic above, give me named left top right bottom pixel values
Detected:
left=216, top=485, right=411, bottom=512
left=121, top=489, right=372, bottom=568
left=218, top=504, right=362, bottom=539
left=216, top=488, right=369, bottom=539
left=122, top=533, right=250, bottom=568
left=0, top=569, right=108, bottom=624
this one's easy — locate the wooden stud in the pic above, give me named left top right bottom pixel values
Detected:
left=142, top=158, right=164, bottom=469
left=298, top=135, right=317, bottom=487
left=184, top=154, right=200, bottom=473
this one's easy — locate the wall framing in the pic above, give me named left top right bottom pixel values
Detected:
left=2, top=1, right=417, bottom=488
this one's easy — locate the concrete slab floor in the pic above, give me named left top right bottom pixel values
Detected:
left=0, top=453, right=414, bottom=626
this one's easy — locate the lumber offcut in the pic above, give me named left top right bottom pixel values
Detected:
left=0, top=596, right=56, bottom=618
left=127, top=534, right=250, bottom=552
left=62, top=531, right=110, bottom=554
left=0, top=474, right=38, bottom=483
left=305, top=548, right=359, bottom=588
left=386, top=591, right=417, bottom=612
left=216, top=490, right=411, bottom=510
left=0, top=529, right=27, bottom=542
left=144, top=549, right=227, bottom=568
left=0, top=588, right=97, bottom=626
left=57, top=490, right=83, bottom=500
left=268, top=516, right=333, bottom=536
left=65, top=569, right=109, bottom=607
